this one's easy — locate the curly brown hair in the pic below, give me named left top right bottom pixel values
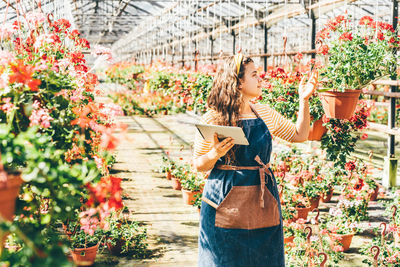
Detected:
left=206, top=55, right=254, bottom=164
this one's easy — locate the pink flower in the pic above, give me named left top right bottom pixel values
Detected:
left=93, top=155, right=104, bottom=169
left=1, top=97, right=15, bottom=114
left=296, top=218, right=306, bottom=224
left=0, top=50, right=15, bottom=65
left=79, top=208, right=100, bottom=236
left=29, top=108, right=53, bottom=128
left=333, top=245, right=344, bottom=252
left=26, top=12, right=46, bottom=26
left=0, top=23, right=15, bottom=39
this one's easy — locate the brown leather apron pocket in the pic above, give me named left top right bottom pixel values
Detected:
left=213, top=185, right=280, bottom=230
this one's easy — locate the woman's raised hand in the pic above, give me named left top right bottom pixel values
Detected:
left=210, top=133, right=235, bottom=158
left=299, top=70, right=319, bottom=101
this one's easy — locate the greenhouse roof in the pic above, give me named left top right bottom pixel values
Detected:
left=0, top=0, right=396, bottom=60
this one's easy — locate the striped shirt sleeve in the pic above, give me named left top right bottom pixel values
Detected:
left=254, top=103, right=297, bottom=142
left=193, top=111, right=214, bottom=159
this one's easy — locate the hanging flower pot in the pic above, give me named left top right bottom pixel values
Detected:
left=171, top=177, right=181, bottom=190
left=329, top=233, right=354, bottom=252
left=321, top=187, right=334, bottom=203
left=309, top=196, right=320, bottom=211
left=319, top=90, right=361, bottom=120
left=0, top=172, right=23, bottom=221
left=181, top=189, right=200, bottom=205
left=308, top=119, right=327, bottom=141
left=70, top=244, right=98, bottom=266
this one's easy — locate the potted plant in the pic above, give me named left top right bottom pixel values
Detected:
left=180, top=172, right=204, bottom=205
left=316, top=15, right=400, bottom=119
left=68, top=225, right=102, bottom=266
left=322, top=217, right=358, bottom=252
left=284, top=191, right=311, bottom=221
left=160, top=155, right=176, bottom=180
left=104, top=212, right=148, bottom=256
left=171, top=165, right=184, bottom=191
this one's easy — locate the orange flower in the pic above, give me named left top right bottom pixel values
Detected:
left=9, top=60, right=41, bottom=91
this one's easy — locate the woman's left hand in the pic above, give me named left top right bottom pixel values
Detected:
left=299, top=70, right=319, bottom=101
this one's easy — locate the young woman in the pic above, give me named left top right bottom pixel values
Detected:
left=192, top=54, right=318, bottom=267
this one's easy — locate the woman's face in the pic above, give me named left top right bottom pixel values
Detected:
left=239, top=62, right=262, bottom=99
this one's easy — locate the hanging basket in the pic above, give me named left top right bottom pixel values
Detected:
left=308, top=119, right=327, bottom=141
left=319, top=90, right=361, bottom=120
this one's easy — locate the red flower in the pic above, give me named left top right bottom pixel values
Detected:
left=339, top=32, right=353, bottom=41
left=52, top=19, right=71, bottom=31
left=354, top=178, right=364, bottom=191
left=361, top=133, right=368, bottom=140
left=74, top=64, right=88, bottom=73
left=316, top=28, right=330, bottom=40
left=294, top=52, right=303, bottom=61
left=359, top=16, right=374, bottom=26
left=86, top=176, right=123, bottom=210
left=76, top=38, right=90, bottom=49
left=377, top=31, right=385, bottom=41
left=68, top=29, right=81, bottom=40
left=69, top=51, right=86, bottom=64
left=317, top=44, right=329, bottom=55
left=322, top=115, right=330, bottom=124
left=9, top=60, right=41, bottom=91
left=345, top=161, right=356, bottom=171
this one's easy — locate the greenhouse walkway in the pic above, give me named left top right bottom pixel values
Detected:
left=96, top=85, right=201, bottom=266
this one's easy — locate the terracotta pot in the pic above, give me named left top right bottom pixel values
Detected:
left=171, top=177, right=181, bottom=190
left=181, top=189, right=201, bottom=205
left=294, top=206, right=310, bottom=221
left=106, top=238, right=125, bottom=255
left=308, top=119, right=327, bottom=141
left=166, top=171, right=172, bottom=180
left=309, top=196, right=320, bottom=210
left=319, top=90, right=361, bottom=120
left=329, top=233, right=354, bottom=252
left=70, top=244, right=98, bottom=266
left=368, top=186, right=379, bottom=201
left=0, top=173, right=23, bottom=221
left=284, top=235, right=294, bottom=244
left=321, top=187, right=334, bottom=203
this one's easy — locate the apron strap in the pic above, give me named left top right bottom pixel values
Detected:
left=254, top=155, right=274, bottom=208
left=201, top=196, right=218, bottom=209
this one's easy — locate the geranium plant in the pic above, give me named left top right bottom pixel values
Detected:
left=317, top=15, right=400, bottom=91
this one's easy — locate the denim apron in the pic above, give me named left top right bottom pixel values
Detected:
left=198, top=104, right=284, bottom=267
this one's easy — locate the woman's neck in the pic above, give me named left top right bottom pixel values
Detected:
left=240, top=99, right=253, bottom=115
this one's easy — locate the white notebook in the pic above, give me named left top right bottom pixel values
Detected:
left=195, top=123, right=249, bottom=145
